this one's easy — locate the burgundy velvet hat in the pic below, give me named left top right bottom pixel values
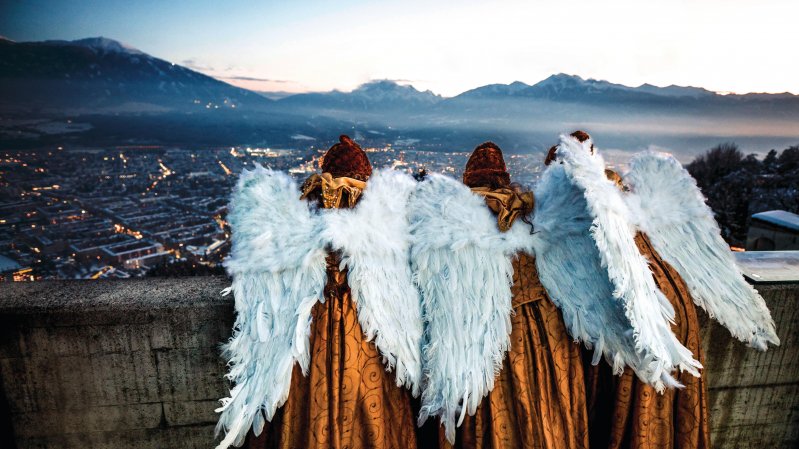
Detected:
left=321, top=135, right=373, bottom=181
left=544, top=130, right=594, bottom=166
left=463, top=141, right=512, bottom=189
left=570, top=130, right=591, bottom=143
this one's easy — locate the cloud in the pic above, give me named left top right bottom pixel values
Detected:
left=219, top=76, right=290, bottom=83
left=179, top=59, right=291, bottom=85
left=181, top=58, right=213, bottom=71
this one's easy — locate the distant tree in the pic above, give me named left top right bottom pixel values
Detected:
left=687, top=142, right=799, bottom=247
left=687, top=142, right=744, bottom=189
left=688, top=143, right=752, bottom=244
left=741, top=153, right=762, bottom=172
left=763, top=149, right=779, bottom=172
left=775, top=146, right=799, bottom=212
left=777, top=145, right=799, bottom=174
left=703, top=170, right=755, bottom=245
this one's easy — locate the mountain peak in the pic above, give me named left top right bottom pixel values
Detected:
left=537, top=73, right=586, bottom=85
left=544, top=73, right=583, bottom=80
left=636, top=82, right=714, bottom=98
left=67, top=37, right=144, bottom=55
left=278, top=78, right=440, bottom=110
left=353, top=79, right=432, bottom=94
left=356, top=79, right=404, bottom=90
left=526, top=73, right=620, bottom=98
left=0, top=36, right=271, bottom=113
left=352, top=79, right=440, bottom=101
left=534, top=74, right=715, bottom=98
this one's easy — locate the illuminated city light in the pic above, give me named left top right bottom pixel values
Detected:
left=1, top=143, right=540, bottom=281
left=218, top=161, right=233, bottom=176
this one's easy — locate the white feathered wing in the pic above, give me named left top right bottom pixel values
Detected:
left=215, top=165, right=327, bottom=448
left=532, top=135, right=701, bottom=390
left=217, top=167, right=425, bottom=449
left=410, top=173, right=533, bottom=444
left=623, top=151, right=779, bottom=350
left=322, top=169, right=424, bottom=395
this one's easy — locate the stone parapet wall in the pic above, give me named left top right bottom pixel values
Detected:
left=702, top=284, right=798, bottom=447
left=0, top=277, right=232, bottom=449
left=0, top=277, right=796, bottom=448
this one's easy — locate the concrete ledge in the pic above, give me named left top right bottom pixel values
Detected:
left=1, top=278, right=797, bottom=448
left=0, top=277, right=232, bottom=449
left=701, top=284, right=799, bottom=448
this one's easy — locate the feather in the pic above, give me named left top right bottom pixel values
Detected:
left=532, top=135, right=701, bottom=388
left=623, top=151, right=779, bottom=350
left=216, top=166, right=424, bottom=448
left=322, top=169, right=424, bottom=395
left=252, top=409, right=265, bottom=437
left=215, top=165, right=327, bottom=448
left=409, top=173, right=533, bottom=444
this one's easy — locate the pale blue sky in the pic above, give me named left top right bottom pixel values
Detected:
left=2, top=0, right=797, bottom=96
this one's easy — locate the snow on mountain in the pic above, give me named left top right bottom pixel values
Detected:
left=354, top=80, right=439, bottom=101
left=1, top=36, right=797, bottom=152
left=0, top=37, right=271, bottom=112
left=71, top=37, right=145, bottom=55
left=456, top=81, right=532, bottom=98
left=523, top=73, right=644, bottom=100
left=636, top=83, right=714, bottom=98
left=456, top=74, right=719, bottom=102
left=278, top=79, right=441, bottom=112
left=40, top=37, right=145, bottom=55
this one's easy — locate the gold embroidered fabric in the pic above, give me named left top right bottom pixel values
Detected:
left=583, top=169, right=710, bottom=449
left=246, top=178, right=417, bottom=449
left=441, top=253, right=590, bottom=449
left=470, top=187, right=534, bottom=232
left=584, top=232, right=710, bottom=449
left=300, top=173, right=366, bottom=209
left=248, top=253, right=418, bottom=449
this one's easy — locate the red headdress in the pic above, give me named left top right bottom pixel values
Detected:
left=321, top=135, right=373, bottom=181
left=463, top=141, right=511, bottom=189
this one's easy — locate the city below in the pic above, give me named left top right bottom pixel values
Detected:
left=0, top=142, right=567, bottom=281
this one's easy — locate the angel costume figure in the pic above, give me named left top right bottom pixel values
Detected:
left=532, top=132, right=702, bottom=396
left=415, top=142, right=590, bottom=449
left=216, top=135, right=423, bottom=449
left=411, top=139, right=700, bottom=449
left=546, top=131, right=780, bottom=449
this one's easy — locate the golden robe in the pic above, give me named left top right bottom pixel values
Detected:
left=246, top=177, right=418, bottom=449
left=442, top=189, right=590, bottom=449
left=585, top=231, right=710, bottom=449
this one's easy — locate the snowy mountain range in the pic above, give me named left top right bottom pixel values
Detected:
left=276, top=73, right=795, bottom=109
left=450, top=74, right=716, bottom=103
left=0, top=36, right=271, bottom=113
left=1, top=36, right=797, bottom=155
left=278, top=79, right=441, bottom=113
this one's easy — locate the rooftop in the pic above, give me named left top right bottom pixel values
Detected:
left=751, top=210, right=799, bottom=231
left=0, top=254, right=22, bottom=272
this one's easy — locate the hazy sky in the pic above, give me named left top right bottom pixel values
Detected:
left=2, top=0, right=797, bottom=96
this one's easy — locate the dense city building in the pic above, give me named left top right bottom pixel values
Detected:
left=1, top=142, right=620, bottom=280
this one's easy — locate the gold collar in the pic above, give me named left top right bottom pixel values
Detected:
left=470, top=186, right=535, bottom=232
left=300, top=173, right=367, bottom=209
